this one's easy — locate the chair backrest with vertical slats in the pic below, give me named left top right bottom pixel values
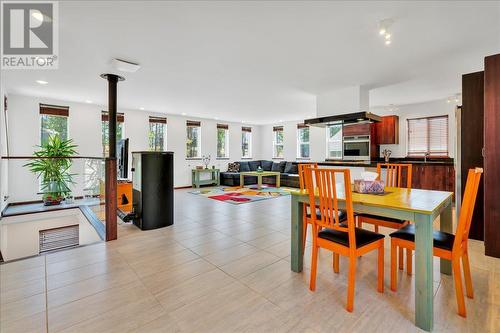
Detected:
left=304, top=167, right=357, bottom=248
left=377, top=163, right=413, bottom=188
left=298, top=163, right=318, bottom=190
left=453, top=168, right=483, bottom=252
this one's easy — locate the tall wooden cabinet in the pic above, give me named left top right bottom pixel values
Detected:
left=375, top=115, right=399, bottom=144
left=484, top=54, right=500, bottom=258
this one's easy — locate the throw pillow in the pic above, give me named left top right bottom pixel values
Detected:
left=227, top=162, right=240, bottom=172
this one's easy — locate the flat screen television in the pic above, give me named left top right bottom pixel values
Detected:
left=117, top=138, right=129, bottom=179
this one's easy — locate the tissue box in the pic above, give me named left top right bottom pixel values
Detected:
left=354, top=179, right=385, bottom=194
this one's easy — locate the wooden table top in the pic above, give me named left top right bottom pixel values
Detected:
left=240, top=171, right=280, bottom=176
left=292, top=187, right=453, bottom=215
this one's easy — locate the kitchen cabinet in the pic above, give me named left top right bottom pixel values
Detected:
left=375, top=115, right=399, bottom=144
left=411, top=164, right=455, bottom=195
left=342, top=123, right=371, bottom=136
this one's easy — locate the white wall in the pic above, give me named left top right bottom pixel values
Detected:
left=0, top=209, right=101, bottom=261
left=5, top=94, right=261, bottom=202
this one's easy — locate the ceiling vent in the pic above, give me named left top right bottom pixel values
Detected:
left=111, top=58, right=141, bottom=73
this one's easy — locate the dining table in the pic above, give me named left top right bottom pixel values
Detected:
left=290, top=186, right=454, bottom=332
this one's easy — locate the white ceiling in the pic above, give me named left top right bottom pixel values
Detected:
left=3, top=1, right=500, bottom=124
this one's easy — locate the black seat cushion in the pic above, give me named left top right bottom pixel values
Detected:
left=389, top=224, right=455, bottom=251
left=284, top=162, right=298, bottom=174
left=307, top=208, right=347, bottom=222
left=358, top=213, right=407, bottom=224
left=319, top=227, right=385, bottom=248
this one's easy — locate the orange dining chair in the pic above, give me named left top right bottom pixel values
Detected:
left=390, top=167, right=482, bottom=317
left=304, top=167, right=385, bottom=312
left=357, top=163, right=413, bottom=272
left=298, top=163, right=319, bottom=251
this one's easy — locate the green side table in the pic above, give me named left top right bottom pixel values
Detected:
left=192, top=168, right=220, bottom=188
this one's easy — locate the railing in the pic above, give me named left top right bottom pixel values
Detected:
left=1, top=156, right=107, bottom=225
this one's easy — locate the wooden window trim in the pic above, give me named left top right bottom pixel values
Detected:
left=101, top=111, right=124, bottom=122
left=217, top=123, right=229, bottom=130
left=273, top=126, right=284, bottom=132
left=149, top=116, right=167, bottom=124
left=186, top=120, right=201, bottom=127
left=242, top=126, right=252, bottom=132
left=297, top=123, right=308, bottom=129
left=40, top=103, right=69, bottom=117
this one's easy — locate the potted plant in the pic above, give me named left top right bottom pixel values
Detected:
left=25, top=135, right=78, bottom=206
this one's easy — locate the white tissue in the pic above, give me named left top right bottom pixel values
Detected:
left=361, top=171, right=379, bottom=181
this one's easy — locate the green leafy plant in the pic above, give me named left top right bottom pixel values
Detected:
left=25, top=135, right=78, bottom=204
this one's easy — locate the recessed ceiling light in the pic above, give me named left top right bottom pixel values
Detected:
left=385, top=33, right=391, bottom=40
left=385, top=40, right=392, bottom=45
left=32, top=11, right=44, bottom=22
left=181, top=112, right=187, bottom=116
left=85, top=100, right=92, bottom=104
left=139, top=107, right=145, bottom=110
left=379, top=28, right=386, bottom=36
left=36, top=80, right=48, bottom=85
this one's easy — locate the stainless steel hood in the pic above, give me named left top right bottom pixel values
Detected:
left=304, top=112, right=382, bottom=127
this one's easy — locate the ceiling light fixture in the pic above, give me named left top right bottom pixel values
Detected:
left=385, top=39, right=392, bottom=45
left=378, top=18, right=394, bottom=46
left=36, top=80, right=48, bottom=85
left=111, top=58, right=141, bottom=73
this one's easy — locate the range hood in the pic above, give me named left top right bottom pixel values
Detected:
left=304, top=111, right=381, bottom=127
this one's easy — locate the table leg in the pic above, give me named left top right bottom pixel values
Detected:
left=216, top=171, right=220, bottom=186
left=291, top=194, right=304, bottom=272
left=240, top=174, right=244, bottom=188
left=276, top=174, right=280, bottom=188
left=440, top=200, right=452, bottom=275
left=414, top=213, right=434, bottom=332
left=258, top=176, right=262, bottom=189
left=192, top=172, right=195, bottom=188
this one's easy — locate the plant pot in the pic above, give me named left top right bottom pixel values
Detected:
left=43, top=195, right=64, bottom=206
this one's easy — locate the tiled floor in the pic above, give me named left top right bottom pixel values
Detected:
left=1, top=188, right=499, bottom=332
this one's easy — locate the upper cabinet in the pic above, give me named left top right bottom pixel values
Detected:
left=342, top=122, right=371, bottom=136
left=375, top=115, right=399, bottom=144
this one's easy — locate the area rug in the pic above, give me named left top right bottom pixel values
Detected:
left=189, top=185, right=294, bottom=204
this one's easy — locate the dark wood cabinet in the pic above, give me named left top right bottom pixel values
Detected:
left=375, top=115, right=399, bottom=144
left=411, top=164, right=455, bottom=195
left=342, top=123, right=370, bottom=136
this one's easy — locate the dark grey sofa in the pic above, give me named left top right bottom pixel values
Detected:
left=220, top=160, right=300, bottom=188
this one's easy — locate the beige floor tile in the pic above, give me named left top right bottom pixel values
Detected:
left=188, top=236, right=243, bottom=256
left=0, top=310, right=46, bottom=333
left=247, top=231, right=289, bottom=249
left=203, top=243, right=260, bottom=266
left=127, top=248, right=200, bottom=278
left=129, top=313, right=182, bottom=333
left=219, top=250, right=280, bottom=279
left=0, top=292, right=46, bottom=324
left=1, top=276, right=45, bottom=305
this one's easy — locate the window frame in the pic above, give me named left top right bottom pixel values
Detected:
left=186, top=121, right=202, bottom=159
left=101, top=112, right=124, bottom=157
left=148, top=116, right=167, bottom=152
left=407, top=115, right=449, bottom=158
left=241, top=127, right=252, bottom=159
left=216, top=124, right=230, bottom=159
left=296, top=125, right=310, bottom=159
left=40, top=104, right=69, bottom=147
left=272, top=126, right=284, bottom=159
left=326, top=123, right=343, bottom=160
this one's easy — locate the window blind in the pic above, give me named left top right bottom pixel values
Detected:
left=149, top=116, right=167, bottom=124
left=407, top=115, right=448, bottom=157
left=101, top=111, right=124, bottom=122
left=40, top=104, right=69, bottom=117
left=217, top=123, right=229, bottom=130
left=242, top=126, right=252, bottom=132
left=186, top=120, right=201, bottom=127
left=273, top=126, right=283, bottom=132
left=297, top=123, right=308, bottom=129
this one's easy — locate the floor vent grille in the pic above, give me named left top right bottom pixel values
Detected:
left=39, top=225, right=79, bottom=253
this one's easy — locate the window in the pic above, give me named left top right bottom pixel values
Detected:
left=273, top=126, right=284, bottom=159
left=326, top=124, right=342, bottom=159
left=186, top=120, right=201, bottom=158
left=217, top=124, right=229, bottom=158
left=149, top=116, right=167, bottom=151
left=40, top=104, right=68, bottom=146
left=101, top=111, right=124, bottom=157
left=297, top=124, right=310, bottom=159
left=407, top=115, right=449, bottom=157
left=241, top=127, right=252, bottom=158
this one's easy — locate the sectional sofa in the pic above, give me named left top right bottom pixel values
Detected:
left=220, top=160, right=300, bottom=188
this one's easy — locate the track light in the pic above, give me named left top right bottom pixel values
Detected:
left=379, top=19, right=394, bottom=46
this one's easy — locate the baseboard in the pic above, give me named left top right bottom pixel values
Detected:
left=174, top=185, right=193, bottom=190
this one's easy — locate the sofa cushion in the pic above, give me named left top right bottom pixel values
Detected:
left=248, top=161, right=261, bottom=171
left=261, top=160, right=273, bottom=171
left=239, top=161, right=250, bottom=172
left=227, top=162, right=239, bottom=172
left=284, top=162, right=298, bottom=174
left=271, top=162, right=282, bottom=172
left=220, top=172, right=240, bottom=179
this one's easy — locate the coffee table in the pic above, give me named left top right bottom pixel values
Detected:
left=239, top=171, right=280, bottom=189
